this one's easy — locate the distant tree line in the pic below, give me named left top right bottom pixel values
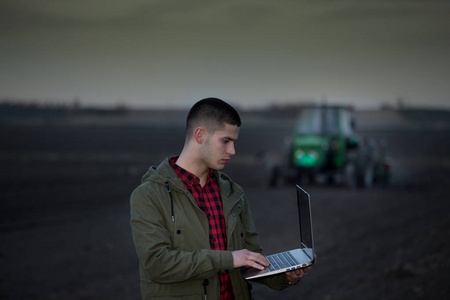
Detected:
left=0, top=99, right=128, bottom=120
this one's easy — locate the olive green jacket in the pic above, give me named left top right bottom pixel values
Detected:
left=130, top=158, right=291, bottom=299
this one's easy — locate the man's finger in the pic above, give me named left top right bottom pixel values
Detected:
left=250, top=253, right=269, bottom=268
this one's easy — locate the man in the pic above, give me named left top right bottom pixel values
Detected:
left=130, top=97, right=313, bottom=299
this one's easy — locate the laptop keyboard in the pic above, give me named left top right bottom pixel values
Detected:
left=267, top=251, right=300, bottom=272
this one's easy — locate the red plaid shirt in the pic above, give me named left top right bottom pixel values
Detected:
left=170, top=157, right=235, bottom=300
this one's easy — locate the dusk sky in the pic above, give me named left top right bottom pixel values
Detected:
left=1, top=0, right=449, bottom=109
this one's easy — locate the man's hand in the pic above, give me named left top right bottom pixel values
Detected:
left=286, top=254, right=317, bottom=285
left=285, top=265, right=312, bottom=284
left=231, top=249, right=269, bottom=270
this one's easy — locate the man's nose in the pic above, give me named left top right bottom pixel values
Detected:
left=227, top=143, right=236, bottom=155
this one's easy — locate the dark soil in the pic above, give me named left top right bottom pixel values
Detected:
left=1, top=110, right=449, bottom=299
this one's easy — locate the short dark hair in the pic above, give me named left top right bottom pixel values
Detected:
left=186, top=97, right=241, bottom=137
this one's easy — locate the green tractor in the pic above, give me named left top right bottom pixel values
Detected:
left=270, top=106, right=387, bottom=188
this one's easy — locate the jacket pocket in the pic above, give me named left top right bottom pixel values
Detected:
left=145, top=296, right=203, bottom=300
left=140, top=278, right=207, bottom=300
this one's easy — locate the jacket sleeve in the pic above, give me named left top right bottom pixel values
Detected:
left=130, top=183, right=234, bottom=284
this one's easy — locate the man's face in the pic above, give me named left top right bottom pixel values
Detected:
left=199, top=124, right=239, bottom=171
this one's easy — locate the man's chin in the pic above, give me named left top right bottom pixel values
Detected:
left=211, top=164, right=225, bottom=171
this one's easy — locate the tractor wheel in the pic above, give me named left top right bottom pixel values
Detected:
left=356, top=162, right=375, bottom=188
left=269, top=166, right=280, bottom=187
left=343, top=162, right=357, bottom=189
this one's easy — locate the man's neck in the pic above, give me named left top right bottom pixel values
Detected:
left=176, top=153, right=210, bottom=187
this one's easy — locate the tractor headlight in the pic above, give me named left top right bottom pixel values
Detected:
left=309, top=150, right=319, bottom=159
left=295, top=149, right=304, bottom=159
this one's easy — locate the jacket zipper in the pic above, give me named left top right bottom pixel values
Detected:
left=202, top=279, right=209, bottom=300
left=165, top=181, right=175, bottom=222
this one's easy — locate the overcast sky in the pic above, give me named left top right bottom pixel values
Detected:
left=1, top=0, right=449, bottom=109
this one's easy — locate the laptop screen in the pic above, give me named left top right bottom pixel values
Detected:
left=296, top=185, right=314, bottom=258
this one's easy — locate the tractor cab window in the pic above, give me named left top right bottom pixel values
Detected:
left=296, top=108, right=339, bottom=135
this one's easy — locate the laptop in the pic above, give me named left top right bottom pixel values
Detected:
left=243, top=184, right=315, bottom=280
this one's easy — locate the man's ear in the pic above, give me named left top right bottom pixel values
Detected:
left=193, top=127, right=207, bottom=144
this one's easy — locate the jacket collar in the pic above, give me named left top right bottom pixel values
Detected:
left=143, top=157, right=244, bottom=201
